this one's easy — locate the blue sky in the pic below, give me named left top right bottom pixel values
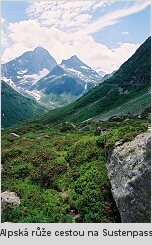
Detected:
left=1, top=1, right=151, bottom=73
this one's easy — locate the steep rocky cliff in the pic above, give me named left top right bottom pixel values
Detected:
left=106, top=131, right=151, bottom=223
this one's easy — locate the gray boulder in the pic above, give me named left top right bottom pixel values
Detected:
left=1, top=191, right=20, bottom=215
left=79, top=125, right=90, bottom=131
left=106, top=132, right=151, bottom=223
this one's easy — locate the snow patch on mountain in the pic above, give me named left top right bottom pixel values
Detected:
left=1, top=49, right=103, bottom=108
left=2, top=75, right=41, bottom=102
left=26, top=90, right=41, bottom=101
left=39, top=68, right=50, bottom=77
left=1, top=76, right=17, bottom=89
left=59, top=65, right=99, bottom=84
left=16, top=68, right=50, bottom=87
left=66, top=67, right=82, bottom=77
left=17, top=69, right=28, bottom=74
left=84, top=83, right=87, bottom=91
left=80, top=66, right=91, bottom=70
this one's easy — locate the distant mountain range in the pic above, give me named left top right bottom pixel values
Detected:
left=1, top=47, right=103, bottom=108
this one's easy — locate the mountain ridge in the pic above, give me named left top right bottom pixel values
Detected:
left=1, top=48, right=103, bottom=109
left=31, top=57, right=102, bottom=97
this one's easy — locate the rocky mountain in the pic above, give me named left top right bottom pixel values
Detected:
left=22, top=36, right=151, bottom=126
left=1, top=80, right=47, bottom=128
left=61, top=55, right=101, bottom=82
left=1, top=49, right=102, bottom=109
left=29, top=55, right=102, bottom=107
left=1, top=47, right=57, bottom=99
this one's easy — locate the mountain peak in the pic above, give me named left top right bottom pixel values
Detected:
left=62, top=55, right=81, bottom=62
left=1, top=46, right=57, bottom=87
left=71, top=54, right=79, bottom=59
left=61, top=55, right=85, bottom=68
left=34, top=46, right=44, bottom=50
left=34, top=46, right=50, bottom=54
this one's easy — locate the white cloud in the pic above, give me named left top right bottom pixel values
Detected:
left=1, top=17, right=5, bottom=23
left=26, top=1, right=113, bottom=31
left=2, top=43, right=31, bottom=62
left=122, top=31, right=129, bottom=36
left=92, top=1, right=112, bottom=10
left=70, top=35, right=140, bottom=73
left=2, top=17, right=139, bottom=74
left=1, top=1, right=150, bottom=73
left=2, top=17, right=83, bottom=63
left=1, top=29, right=8, bottom=47
left=84, top=1, right=151, bottom=35
left=26, top=1, right=150, bottom=34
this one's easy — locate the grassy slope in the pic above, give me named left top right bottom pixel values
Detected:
left=1, top=81, right=47, bottom=128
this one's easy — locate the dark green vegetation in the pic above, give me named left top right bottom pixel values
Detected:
left=1, top=81, right=47, bottom=128
left=20, top=37, right=151, bottom=126
left=1, top=119, right=150, bottom=223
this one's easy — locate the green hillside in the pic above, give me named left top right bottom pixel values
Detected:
left=1, top=81, right=47, bottom=128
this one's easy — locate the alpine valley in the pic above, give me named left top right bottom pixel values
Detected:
left=1, top=36, right=151, bottom=224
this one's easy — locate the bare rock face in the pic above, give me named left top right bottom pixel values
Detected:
left=106, top=132, right=151, bottom=223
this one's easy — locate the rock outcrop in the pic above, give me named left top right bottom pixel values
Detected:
left=106, top=131, right=151, bottom=223
left=1, top=191, right=20, bottom=215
